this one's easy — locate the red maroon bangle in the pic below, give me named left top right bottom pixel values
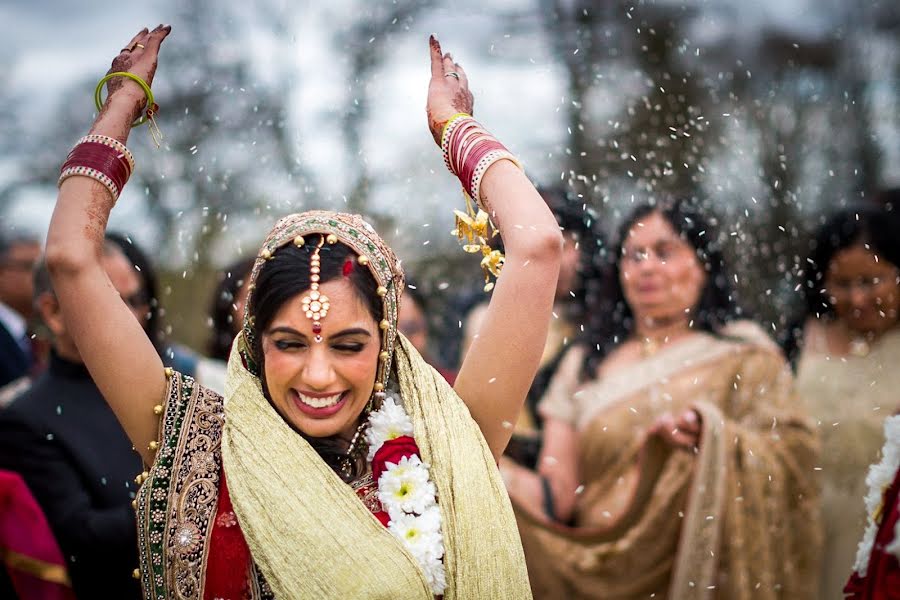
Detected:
left=58, top=141, right=132, bottom=201
left=61, top=147, right=129, bottom=180
left=459, top=140, right=507, bottom=197
left=62, top=143, right=132, bottom=182
left=452, top=130, right=489, bottom=176
left=447, top=120, right=479, bottom=174
left=444, top=116, right=517, bottom=202
left=75, top=135, right=135, bottom=173
left=61, top=142, right=131, bottom=193
left=63, top=141, right=132, bottom=178
left=459, top=139, right=502, bottom=182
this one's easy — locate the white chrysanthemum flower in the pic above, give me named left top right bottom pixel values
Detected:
left=388, top=513, right=443, bottom=558
left=421, top=554, right=447, bottom=595
left=400, top=509, right=444, bottom=565
left=379, top=456, right=436, bottom=516
left=853, top=415, right=900, bottom=574
left=363, top=390, right=446, bottom=595
left=365, top=396, right=414, bottom=460
left=415, top=505, right=443, bottom=537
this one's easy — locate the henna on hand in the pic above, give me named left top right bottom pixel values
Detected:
left=427, top=115, right=445, bottom=145
left=426, top=86, right=474, bottom=143
left=452, top=86, right=474, bottom=115
left=426, top=36, right=476, bottom=145
left=101, top=25, right=169, bottom=118
left=82, top=183, right=116, bottom=246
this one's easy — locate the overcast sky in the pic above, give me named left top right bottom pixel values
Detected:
left=1, top=2, right=569, bottom=257
left=2, top=0, right=895, bottom=265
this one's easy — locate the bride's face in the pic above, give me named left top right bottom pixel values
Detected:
left=261, top=278, right=381, bottom=441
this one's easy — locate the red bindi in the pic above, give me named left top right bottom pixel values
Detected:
left=342, top=259, right=354, bottom=277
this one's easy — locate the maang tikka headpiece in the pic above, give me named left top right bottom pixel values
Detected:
left=300, top=234, right=334, bottom=343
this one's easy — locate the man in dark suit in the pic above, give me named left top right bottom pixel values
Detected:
left=0, top=233, right=41, bottom=387
left=0, top=243, right=146, bottom=599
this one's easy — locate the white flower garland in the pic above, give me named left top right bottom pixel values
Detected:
left=852, top=414, right=900, bottom=576
left=365, top=396, right=414, bottom=462
left=364, top=396, right=447, bottom=595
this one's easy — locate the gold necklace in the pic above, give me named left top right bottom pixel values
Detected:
left=340, top=420, right=370, bottom=479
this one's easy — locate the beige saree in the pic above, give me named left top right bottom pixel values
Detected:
left=796, top=325, right=900, bottom=599
left=514, top=322, right=821, bottom=599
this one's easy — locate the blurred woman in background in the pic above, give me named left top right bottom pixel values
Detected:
left=785, top=204, right=900, bottom=599
left=502, top=198, right=821, bottom=599
left=397, top=277, right=457, bottom=384
left=207, top=256, right=255, bottom=361
left=105, top=232, right=228, bottom=392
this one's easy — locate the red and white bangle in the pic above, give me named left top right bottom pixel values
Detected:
left=440, top=113, right=471, bottom=171
left=470, top=149, right=521, bottom=206
left=74, top=134, right=135, bottom=173
left=57, top=136, right=134, bottom=203
left=442, top=116, right=521, bottom=205
left=58, top=165, right=121, bottom=200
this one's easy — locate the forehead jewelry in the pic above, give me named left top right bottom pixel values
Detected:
left=300, top=235, right=334, bottom=343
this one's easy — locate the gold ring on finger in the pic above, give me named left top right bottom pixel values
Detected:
left=136, top=43, right=145, bottom=49
left=444, top=72, right=460, bottom=80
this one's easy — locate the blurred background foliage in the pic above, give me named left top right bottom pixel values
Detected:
left=2, top=0, right=898, bottom=365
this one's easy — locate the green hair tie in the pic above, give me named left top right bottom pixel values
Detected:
left=94, top=71, right=155, bottom=128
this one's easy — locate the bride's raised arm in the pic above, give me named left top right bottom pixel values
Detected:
left=45, top=26, right=172, bottom=465
left=426, top=37, right=563, bottom=461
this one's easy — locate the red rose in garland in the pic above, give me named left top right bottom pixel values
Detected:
left=363, top=396, right=446, bottom=594
left=372, top=435, right=421, bottom=482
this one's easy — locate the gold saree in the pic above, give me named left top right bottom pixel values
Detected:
left=514, top=323, right=821, bottom=599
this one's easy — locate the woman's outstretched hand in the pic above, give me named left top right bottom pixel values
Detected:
left=101, top=25, right=172, bottom=122
left=426, top=35, right=474, bottom=146
left=650, top=409, right=702, bottom=450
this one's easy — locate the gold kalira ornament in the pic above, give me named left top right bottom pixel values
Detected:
left=452, top=205, right=504, bottom=292
left=441, top=114, right=521, bottom=293
left=301, top=235, right=331, bottom=342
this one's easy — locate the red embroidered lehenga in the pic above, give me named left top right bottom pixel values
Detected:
left=136, top=374, right=390, bottom=600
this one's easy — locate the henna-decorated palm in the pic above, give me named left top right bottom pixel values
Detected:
left=103, top=25, right=172, bottom=117
left=427, top=35, right=475, bottom=146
